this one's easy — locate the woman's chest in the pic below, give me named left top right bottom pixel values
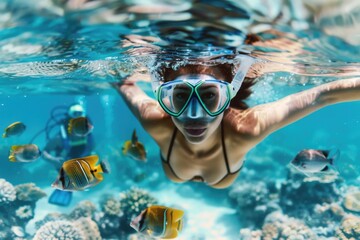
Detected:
left=162, top=141, right=244, bottom=185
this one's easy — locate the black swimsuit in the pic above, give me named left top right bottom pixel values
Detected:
left=160, top=122, right=243, bottom=186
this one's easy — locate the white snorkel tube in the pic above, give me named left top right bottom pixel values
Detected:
left=229, top=54, right=255, bottom=98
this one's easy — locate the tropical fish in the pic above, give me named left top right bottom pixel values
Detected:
left=67, top=117, right=93, bottom=137
left=9, top=144, right=41, bottom=162
left=3, top=121, right=26, bottom=138
left=122, top=129, right=147, bottom=162
left=51, top=155, right=110, bottom=191
left=290, top=149, right=339, bottom=174
left=130, top=205, right=184, bottom=239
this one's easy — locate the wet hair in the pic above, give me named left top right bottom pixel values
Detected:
left=158, top=63, right=256, bottom=110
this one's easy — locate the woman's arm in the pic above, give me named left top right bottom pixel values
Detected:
left=237, top=77, right=360, bottom=138
left=112, top=73, right=170, bottom=127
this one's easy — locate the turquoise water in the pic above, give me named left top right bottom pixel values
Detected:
left=0, top=0, right=360, bottom=239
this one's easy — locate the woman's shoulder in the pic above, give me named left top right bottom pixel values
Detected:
left=223, top=108, right=263, bottom=138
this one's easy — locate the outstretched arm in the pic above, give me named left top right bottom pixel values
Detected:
left=112, top=73, right=170, bottom=127
left=237, top=77, right=360, bottom=139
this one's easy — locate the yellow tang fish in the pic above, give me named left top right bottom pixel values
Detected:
left=67, top=117, right=93, bottom=137
left=122, top=129, right=147, bottom=162
left=51, top=155, right=110, bottom=191
left=9, top=144, right=41, bottom=162
left=3, top=121, right=26, bottom=138
left=130, top=205, right=184, bottom=239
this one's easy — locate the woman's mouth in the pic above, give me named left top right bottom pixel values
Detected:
left=184, top=128, right=206, bottom=136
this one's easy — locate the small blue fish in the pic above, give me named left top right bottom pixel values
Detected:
left=291, top=149, right=340, bottom=174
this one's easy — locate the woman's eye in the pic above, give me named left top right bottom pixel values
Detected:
left=175, top=93, right=188, bottom=101
left=201, top=92, right=215, bottom=99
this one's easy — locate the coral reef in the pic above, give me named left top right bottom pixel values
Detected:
left=343, top=186, right=360, bottom=213
left=34, top=217, right=101, bottom=240
left=100, top=194, right=122, bottom=217
left=68, top=200, right=97, bottom=219
left=239, top=228, right=262, bottom=240
left=336, top=214, right=360, bottom=240
left=34, top=213, right=68, bottom=230
left=279, top=166, right=343, bottom=227
left=31, top=187, right=158, bottom=239
left=15, top=205, right=34, bottom=220
left=261, top=211, right=318, bottom=240
left=0, top=178, right=16, bottom=204
left=93, top=187, right=158, bottom=239
left=229, top=181, right=280, bottom=228
left=119, top=187, right=158, bottom=223
left=234, top=165, right=348, bottom=239
left=33, top=220, right=85, bottom=240
left=15, top=183, right=47, bottom=202
left=0, top=178, right=46, bottom=239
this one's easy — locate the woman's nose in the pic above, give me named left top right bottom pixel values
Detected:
left=183, top=97, right=206, bottom=118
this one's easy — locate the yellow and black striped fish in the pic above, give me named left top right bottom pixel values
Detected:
left=51, top=155, right=110, bottom=191
left=67, top=116, right=93, bottom=137
left=130, top=205, right=184, bottom=239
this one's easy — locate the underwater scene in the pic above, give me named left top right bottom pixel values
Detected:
left=0, top=0, right=360, bottom=239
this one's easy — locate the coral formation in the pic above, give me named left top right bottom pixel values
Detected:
left=33, top=220, right=86, bottom=240
left=34, top=217, right=101, bottom=240
left=68, top=200, right=97, bottom=219
left=0, top=179, right=45, bottom=239
left=15, top=183, right=47, bottom=202
left=34, top=213, right=68, bottom=230
left=93, top=188, right=158, bottom=238
left=100, top=194, right=122, bottom=216
left=119, top=187, right=158, bottom=222
left=229, top=181, right=280, bottom=227
left=15, top=205, right=33, bottom=220
left=336, top=214, right=360, bottom=240
left=261, top=211, right=318, bottom=240
left=279, top=166, right=343, bottom=227
left=239, top=228, right=262, bottom=240
left=0, top=178, right=16, bottom=204
left=343, top=187, right=360, bottom=213
left=234, top=165, right=346, bottom=239
left=74, top=217, right=102, bottom=240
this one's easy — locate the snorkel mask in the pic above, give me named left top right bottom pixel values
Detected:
left=151, top=55, right=255, bottom=117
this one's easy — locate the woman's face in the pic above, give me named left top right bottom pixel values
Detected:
left=161, top=65, right=232, bottom=143
left=171, top=96, right=223, bottom=144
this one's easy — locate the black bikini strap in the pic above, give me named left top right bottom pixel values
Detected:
left=221, top=121, right=231, bottom=173
left=166, top=128, right=177, bottom=162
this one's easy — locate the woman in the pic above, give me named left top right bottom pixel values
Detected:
left=114, top=54, right=360, bottom=189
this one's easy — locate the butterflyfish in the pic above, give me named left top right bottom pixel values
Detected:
left=9, top=144, right=41, bottom=162
left=130, top=205, right=184, bottom=239
left=122, top=129, right=147, bottom=162
left=290, top=149, right=339, bottom=174
left=3, top=121, right=26, bottom=138
left=51, top=155, right=110, bottom=191
left=67, top=117, right=93, bottom=137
